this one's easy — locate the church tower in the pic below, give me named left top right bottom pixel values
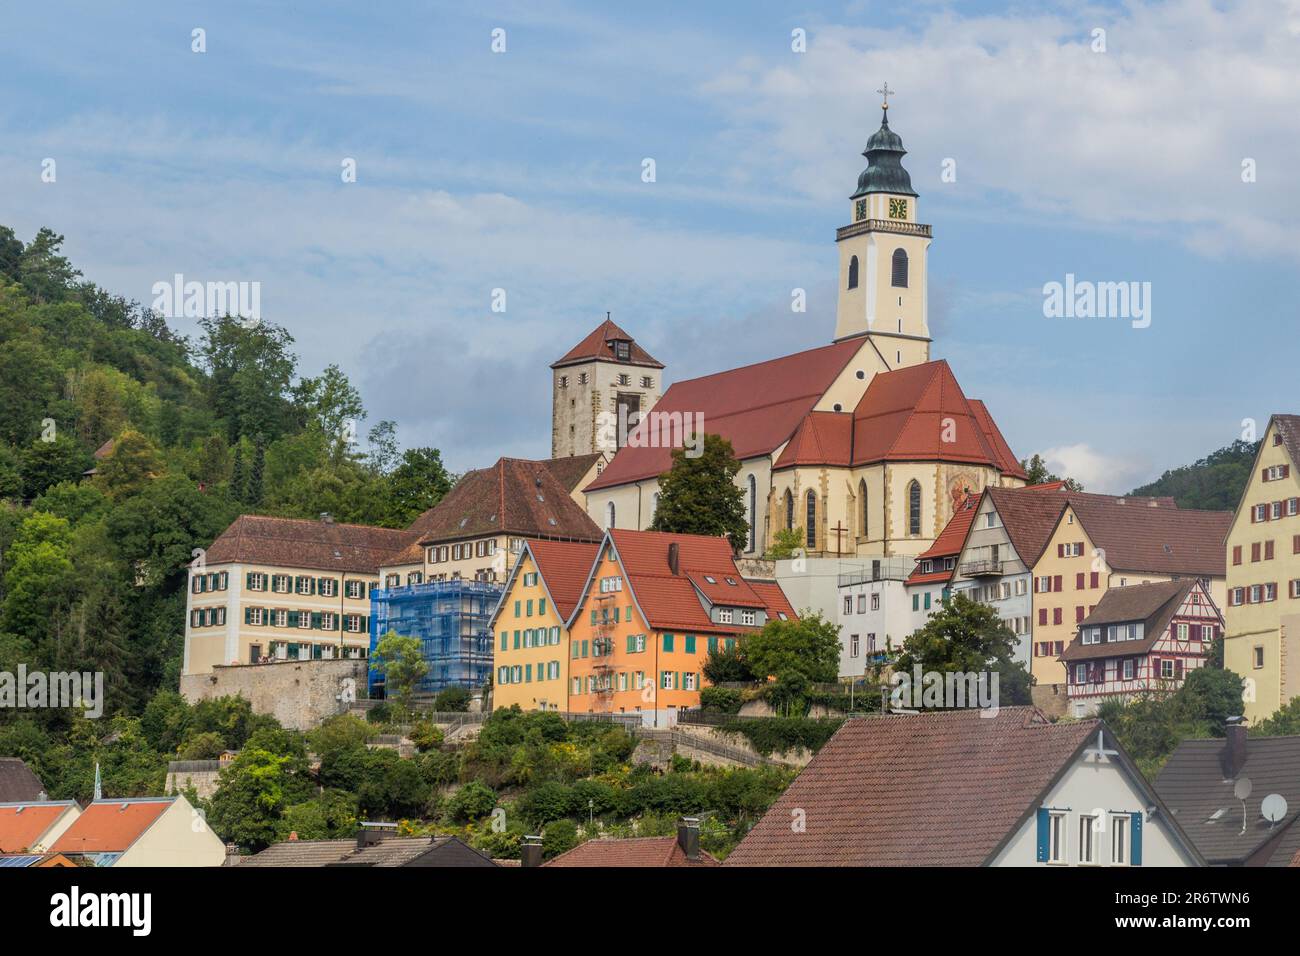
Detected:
left=833, top=88, right=932, bottom=368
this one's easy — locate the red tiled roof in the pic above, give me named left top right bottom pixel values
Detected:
left=551, top=318, right=663, bottom=370
left=906, top=495, right=979, bottom=585
left=595, top=529, right=796, bottom=634
left=51, top=799, right=172, bottom=855
left=967, top=399, right=1028, bottom=480
left=724, top=708, right=1098, bottom=866
left=773, top=411, right=853, bottom=468
left=0, top=804, right=72, bottom=853
left=748, top=581, right=798, bottom=620
left=1060, top=579, right=1198, bottom=663
left=684, top=570, right=766, bottom=609
left=584, top=340, right=864, bottom=491
left=413, top=458, right=602, bottom=548
left=849, top=361, right=1022, bottom=474
left=525, top=538, right=602, bottom=620
left=544, top=836, right=719, bottom=867
left=543, top=453, right=606, bottom=494
left=1068, top=497, right=1231, bottom=576
left=205, top=516, right=410, bottom=574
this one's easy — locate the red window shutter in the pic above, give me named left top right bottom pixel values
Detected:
left=1266, top=541, right=1275, bottom=560
left=1076, top=572, right=1085, bottom=589
left=1053, top=575, right=1062, bottom=591
left=1057, top=543, right=1064, bottom=558
left=1090, top=571, right=1100, bottom=588
left=1294, top=535, right=1300, bottom=554
left=1075, top=606, right=1084, bottom=622
left=1233, top=546, right=1242, bottom=565
left=1053, top=608, right=1062, bottom=625
left=1252, top=543, right=1261, bottom=561
left=1039, top=608, right=1048, bottom=626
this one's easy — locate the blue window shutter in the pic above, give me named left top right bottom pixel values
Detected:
left=1131, top=812, right=1143, bottom=866
left=1035, top=808, right=1049, bottom=862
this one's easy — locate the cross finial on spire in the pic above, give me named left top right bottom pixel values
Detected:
left=876, top=81, right=895, bottom=110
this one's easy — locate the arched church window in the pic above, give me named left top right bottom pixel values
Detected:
left=908, top=480, right=921, bottom=536
left=891, top=248, right=908, bottom=288
left=858, top=479, right=869, bottom=538
left=847, top=255, right=859, bottom=290
left=784, top=490, right=794, bottom=530
left=805, top=491, right=817, bottom=549
left=606, top=501, right=616, bottom=530
left=747, top=475, right=757, bottom=553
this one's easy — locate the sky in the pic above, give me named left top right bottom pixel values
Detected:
left=2, top=0, right=1298, bottom=492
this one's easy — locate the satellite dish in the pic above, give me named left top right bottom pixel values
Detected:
left=1233, top=777, right=1253, bottom=800
left=1261, top=794, right=1288, bottom=825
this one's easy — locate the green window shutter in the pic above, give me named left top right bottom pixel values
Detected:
left=663, top=633, right=674, bottom=653
left=572, top=642, right=580, bottom=659
left=695, top=671, right=701, bottom=691
left=246, top=572, right=254, bottom=589
left=626, top=634, right=634, bottom=653
left=311, top=612, right=322, bottom=629
left=685, top=635, right=696, bottom=654
left=500, top=631, right=507, bottom=651
left=288, top=610, right=298, bottom=627
left=539, top=598, right=547, bottom=616
left=591, top=610, right=597, bottom=624
left=513, top=630, right=520, bottom=649
left=708, top=636, right=717, bottom=653
left=515, top=600, right=521, bottom=617
left=244, top=607, right=251, bottom=624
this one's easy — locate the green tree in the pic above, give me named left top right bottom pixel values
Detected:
left=649, top=433, right=748, bottom=552
left=19, top=435, right=91, bottom=499
left=372, top=632, right=429, bottom=717
left=447, top=780, right=497, bottom=821
left=199, top=316, right=297, bottom=443
left=1130, top=439, right=1259, bottom=511
left=95, top=428, right=162, bottom=499
left=894, top=593, right=1033, bottom=707
left=743, top=611, right=841, bottom=684
left=209, top=749, right=295, bottom=850
left=1020, top=453, right=1083, bottom=491
left=385, top=447, right=453, bottom=525
left=542, top=819, right=579, bottom=859
left=701, top=644, right=756, bottom=685
left=433, top=686, right=470, bottom=712
left=293, top=363, right=364, bottom=462
left=764, top=527, right=804, bottom=560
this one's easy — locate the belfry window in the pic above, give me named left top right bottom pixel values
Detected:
left=891, top=248, right=908, bottom=288
left=847, top=255, right=859, bottom=290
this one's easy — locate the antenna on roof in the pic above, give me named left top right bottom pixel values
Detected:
left=1261, top=794, right=1288, bottom=830
left=1233, top=777, right=1252, bottom=835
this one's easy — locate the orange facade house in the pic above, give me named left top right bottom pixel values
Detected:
left=566, top=529, right=797, bottom=727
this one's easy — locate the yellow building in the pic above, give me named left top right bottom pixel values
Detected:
left=1031, top=496, right=1231, bottom=694
left=183, top=514, right=407, bottom=675
left=491, top=539, right=599, bottom=711
left=1224, top=415, right=1300, bottom=724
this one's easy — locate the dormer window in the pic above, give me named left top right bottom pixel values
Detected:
left=613, top=340, right=630, bottom=361
left=718, top=608, right=733, bottom=624
left=704, top=575, right=716, bottom=584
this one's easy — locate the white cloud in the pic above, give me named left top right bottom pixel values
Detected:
left=1039, top=442, right=1151, bottom=495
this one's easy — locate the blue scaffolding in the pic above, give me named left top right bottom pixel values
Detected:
left=368, top=580, right=502, bottom=698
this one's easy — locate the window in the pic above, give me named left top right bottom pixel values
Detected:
left=740, top=609, right=756, bottom=626
left=558, top=375, right=568, bottom=388
left=908, top=480, right=921, bottom=535
left=1122, top=659, right=1135, bottom=680
left=891, top=248, right=908, bottom=287
left=1160, top=659, right=1175, bottom=679
left=641, top=376, right=654, bottom=388
left=1111, top=814, right=1130, bottom=866
left=661, top=671, right=674, bottom=689
left=844, top=596, right=853, bottom=615
left=870, top=593, right=880, bottom=611
left=850, top=634, right=860, bottom=657
left=605, top=502, right=616, bottom=530
left=718, top=608, right=733, bottom=624
left=747, top=474, right=757, bottom=552
left=614, top=340, right=630, bottom=361
left=847, top=255, right=859, bottom=289
left=858, top=479, right=869, bottom=538
left=249, top=573, right=267, bottom=591
left=1048, top=812, right=1066, bottom=864
left=1253, top=646, right=1265, bottom=669
left=806, top=491, right=817, bottom=548
left=784, top=490, right=794, bottom=531
left=1078, top=815, right=1097, bottom=865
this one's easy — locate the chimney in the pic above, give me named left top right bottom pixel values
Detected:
left=1222, top=716, right=1249, bottom=778
left=521, top=835, right=543, bottom=868
left=668, top=542, right=680, bottom=575
left=320, top=512, right=334, bottom=523
left=677, top=816, right=700, bottom=860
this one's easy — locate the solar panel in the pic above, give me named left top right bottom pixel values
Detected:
left=0, top=855, right=41, bottom=867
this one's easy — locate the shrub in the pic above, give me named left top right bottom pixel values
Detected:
left=699, top=686, right=744, bottom=714
left=542, top=819, right=579, bottom=859
left=715, top=717, right=844, bottom=756
left=447, top=780, right=497, bottom=822
left=434, top=686, right=471, bottom=712
left=409, top=721, right=444, bottom=753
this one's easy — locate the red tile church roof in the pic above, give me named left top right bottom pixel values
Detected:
left=585, top=339, right=864, bottom=491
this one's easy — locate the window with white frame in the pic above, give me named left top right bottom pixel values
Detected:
left=850, top=634, right=860, bottom=657
left=844, top=596, right=853, bottom=615
left=1111, top=814, right=1130, bottom=865
left=718, top=608, right=733, bottom=624
left=871, top=593, right=880, bottom=611
left=1078, top=815, right=1098, bottom=864
left=740, top=609, right=756, bottom=626
left=1122, top=659, right=1135, bottom=680
left=1048, top=811, right=1067, bottom=863
left=1160, top=659, right=1175, bottom=678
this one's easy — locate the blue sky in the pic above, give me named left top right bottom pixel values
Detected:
left=2, top=0, right=1297, bottom=491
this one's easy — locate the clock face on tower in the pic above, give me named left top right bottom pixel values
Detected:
left=855, top=199, right=867, bottom=222
left=888, top=198, right=908, bottom=220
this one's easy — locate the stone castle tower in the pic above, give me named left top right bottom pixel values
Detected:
left=550, top=317, right=665, bottom=459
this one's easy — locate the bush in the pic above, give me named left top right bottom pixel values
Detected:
left=409, top=721, right=444, bottom=753
left=518, top=780, right=576, bottom=825
left=447, top=780, right=497, bottom=822
left=699, top=686, right=744, bottom=714
left=434, top=686, right=471, bottom=712
left=177, top=731, right=226, bottom=760
left=716, top=717, right=844, bottom=756
left=542, top=819, right=579, bottom=859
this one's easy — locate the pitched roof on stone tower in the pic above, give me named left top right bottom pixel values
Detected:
left=551, top=318, right=663, bottom=370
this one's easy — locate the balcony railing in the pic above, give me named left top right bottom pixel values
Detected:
left=961, top=559, right=1004, bottom=577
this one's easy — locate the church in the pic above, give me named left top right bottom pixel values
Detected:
left=552, top=100, right=1027, bottom=560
